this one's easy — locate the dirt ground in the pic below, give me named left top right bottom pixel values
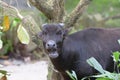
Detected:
left=0, top=60, right=48, bottom=80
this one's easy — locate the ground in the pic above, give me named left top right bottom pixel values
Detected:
left=0, top=59, right=48, bottom=80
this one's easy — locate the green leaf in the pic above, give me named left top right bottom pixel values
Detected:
left=104, top=71, right=115, bottom=79
left=96, top=77, right=111, bottom=80
left=81, top=73, right=109, bottom=80
left=117, top=64, right=120, bottom=68
left=0, top=73, right=4, bottom=79
left=87, top=57, right=105, bottom=74
left=0, top=39, right=3, bottom=49
left=1, top=40, right=13, bottom=55
left=112, top=51, right=120, bottom=62
left=17, top=24, right=30, bottom=44
left=66, top=70, right=78, bottom=80
left=3, top=15, right=10, bottom=31
left=0, top=70, right=7, bottom=75
left=71, top=70, right=78, bottom=80
left=0, top=32, right=3, bottom=36
left=12, top=18, right=21, bottom=27
left=118, top=39, right=120, bottom=45
left=27, top=0, right=31, bottom=8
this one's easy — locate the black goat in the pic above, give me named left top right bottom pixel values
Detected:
left=38, top=23, right=120, bottom=80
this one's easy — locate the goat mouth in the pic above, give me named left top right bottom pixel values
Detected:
left=46, top=49, right=59, bottom=58
left=47, top=48, right=57, bottom=52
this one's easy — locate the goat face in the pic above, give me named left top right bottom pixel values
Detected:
left=38, top=23, right=68, bottom=59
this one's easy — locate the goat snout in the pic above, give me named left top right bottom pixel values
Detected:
left=46, top=40, right=57, bottom=49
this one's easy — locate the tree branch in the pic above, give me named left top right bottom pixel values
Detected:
left=29, top=0, right=65, bottom=22
left=102, top=14, right=120, bottom=22
left=29, top=0, right=54, bottom=20
left=0, top=0, right=23, bottom=19
left=52, top=0, right=65, bottom=22
left=64, top=0, right=92, bottom=28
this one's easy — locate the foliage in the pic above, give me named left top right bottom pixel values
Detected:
left=65, top=0, right=120, bottom=15
left=87, top=0, right=120, bottom=15
left=66, top=70, right=78, bottom=80
left=1, top=15, right=30, bottom=45
left=0, top=1, right=31, bottom=57
left=3, top=15, right=10, bottom=31
left=0, top=15, right=29, bottom=56
left=65, top=0, right=120, bottom=28
left=17, top=24, right=30, bottom=44
left=66, top=43, right=120, bottom=80
left=83, top=49, right=120, bottom=80
left=0, top=65, right=7, bottom=80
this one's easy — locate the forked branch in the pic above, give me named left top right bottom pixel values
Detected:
left=64, top=0, right=92, bottom=28
left=52, top=0, right=65, bottom=22
left=29, top=0, right=65, bottom=22
left=0, top=0, right=23, bottom=19
left=29, top=0, right=91, bottom=26
left=29, top=0, right=54, bottom=20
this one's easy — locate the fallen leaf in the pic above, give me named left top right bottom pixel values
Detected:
left=17, top=24, right=30, bottom=44
left=3, top=15, right=10, bottom=31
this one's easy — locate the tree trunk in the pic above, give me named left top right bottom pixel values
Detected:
left=28, top=0, right=92, bottom=80
left=1, top=0, right=92, bottom=79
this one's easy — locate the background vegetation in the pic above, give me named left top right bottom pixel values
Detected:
left=0, top=0, right=120, bottom=80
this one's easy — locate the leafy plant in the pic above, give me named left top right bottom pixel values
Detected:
left=66, top=70, right=78, bottom=80
left=82, top=56, right=120, bottom=80
left=0, top=65, right=7, bottom=80
left=17, top=24, right=30, bottom=44
left=0, top=5, right=30, bottom=57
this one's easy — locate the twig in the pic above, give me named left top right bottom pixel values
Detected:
left=102, top=14, right=120, bottom=22
left=64, top=0, right=92, bottom=28
left=29, top=0, right=53, bottom=20
left=0, top=1, right=23, bottom=19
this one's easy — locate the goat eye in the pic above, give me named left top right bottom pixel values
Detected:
left=56, top=30, right=62, bottom=35
left=43, top=31, right=47, bottom=35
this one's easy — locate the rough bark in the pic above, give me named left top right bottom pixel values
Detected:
left=0, top=1, right=23, bottom=19
left=101, top=14, right=120, bottom=22
left=29, top=0, right=53, bottom=20
left=1, top=0, right=92, bottom=79
left=64, top=0, right=92, bottom=28
left=28, top=0, right=92, bottom=80
left=29, top=0, right=92, bottom=27
left=29, top=0, right=65, bottom=22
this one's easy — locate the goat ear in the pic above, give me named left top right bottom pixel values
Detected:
left=59, top=23, right=64, bottom=26
left=59, top=23, right=65, bottom=28
left=37, top=31, right=42, bottom=39
left=63, top=28, right=71, bottom=36
left=41, top=23, right=48, bottom=30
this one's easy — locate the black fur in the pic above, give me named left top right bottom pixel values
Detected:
left=39, top=24, right=120, bottom=80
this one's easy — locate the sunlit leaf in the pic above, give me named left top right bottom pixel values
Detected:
left=27, top=0, right=31, bottom=8
left=81, top=73, right=109, bottom=80
left=96, top=77, right=110, bottom=80
left=12, top=18, right=21, bottom=27
left=66, top=70, right=78, bottom=80
left=0, top=39, right=3, bottom=49
left=104, top=71, right=115, bottom=79
left=87, top=57, right=105, bottom=74
left=0, top=32, right=3, bottom=36
left=0, top=73, right=4, bottom=80
left=3, top=15, right=10, bottom=31
left=118, top=39, right=120, bottom=45
left=0, top=70, right=7, bottom=75
left=0, top=70, right=7, bottom=80
left=112, top=51, right=120, bottom=62
left=17, top=24, right=30, bottom=44
left=0, top=75, right=7, bottom=80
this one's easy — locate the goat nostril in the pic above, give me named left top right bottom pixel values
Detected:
left=47, top=43, right=56, bottom=48
left=46, top=40, right=56, bottom=48
left=47, top=44, right=50, bottom=47
left=53, top=44, right=55, bottom=47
